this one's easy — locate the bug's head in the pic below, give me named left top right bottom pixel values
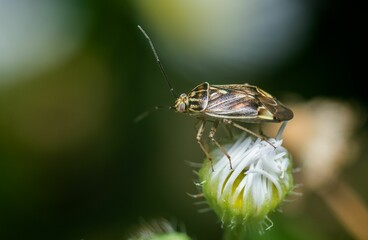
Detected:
left=174, top=93, right=189, bottom=113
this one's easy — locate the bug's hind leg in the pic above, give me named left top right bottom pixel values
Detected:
left=276, top=121, right=288, bottom=140
left=209, top=120, right=233, bottom=170
left=196, top=119, right=214, bottom=171
left=223, top=119, right=276, bottom=149
left=222, top=123, right=234, bottom=139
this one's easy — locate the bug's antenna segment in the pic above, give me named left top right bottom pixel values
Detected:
left=138, top=25, right=177, bottom=98
left=134, top=105, right=173, bottom=123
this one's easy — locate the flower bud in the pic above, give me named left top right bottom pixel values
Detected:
left=128, top=218, right=191, bottom=240
left=199, top=134, right=294, bottom=234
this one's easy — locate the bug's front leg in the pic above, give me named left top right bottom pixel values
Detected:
left=196, top=119, right=214, bottom=171
left=209, top=120, right=233, bottom=169
left=223, top=119, right=276, bottom=149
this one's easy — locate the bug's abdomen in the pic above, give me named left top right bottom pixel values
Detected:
left=205, top=87, right=261, bottom=120
left=257, top=92, right=294, bottom=121
left=191, top=84, right=293, bottom=122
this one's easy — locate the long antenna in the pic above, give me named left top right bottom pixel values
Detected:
left=138, top=25, right=177, bottom=98
left=133, top=105, right=172, bottom=123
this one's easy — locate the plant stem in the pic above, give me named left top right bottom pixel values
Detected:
left=223, top=226, right=248, bottom=240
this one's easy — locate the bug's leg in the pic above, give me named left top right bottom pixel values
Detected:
left=276, top=121, right=288, bottom=140
left=223, top=119, right=276, bottom=149
left=194, top=118, right=202, bottom=131
left=196, top=119, right=214, bottom=171
left=222, top=124, right=233, bottom=139
left=209, top=120, right=233, bottom=169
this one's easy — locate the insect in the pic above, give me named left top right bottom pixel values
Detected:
left=138, top=25, right=293, bottom=169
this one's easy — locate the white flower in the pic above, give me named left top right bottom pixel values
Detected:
left=199, top=134, right=293, bottom=233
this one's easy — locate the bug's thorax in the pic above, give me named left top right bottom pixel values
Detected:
left=174, top=93, right=189, bottom=113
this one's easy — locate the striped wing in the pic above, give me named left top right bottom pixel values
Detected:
left=204, top=84, right=293, bottom=122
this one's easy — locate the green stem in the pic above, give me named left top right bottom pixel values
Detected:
left=223, top=226, right=248, bottom=240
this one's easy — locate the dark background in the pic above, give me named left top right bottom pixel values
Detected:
left=0, top=0, right=365, bottom=239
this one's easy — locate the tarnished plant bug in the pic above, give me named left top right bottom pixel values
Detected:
left=137, top=25, right=293, bottom=170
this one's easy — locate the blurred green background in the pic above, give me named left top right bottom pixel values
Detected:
left=0, top=0, right=365, bottom=239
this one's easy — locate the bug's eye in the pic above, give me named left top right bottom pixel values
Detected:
left=177, top=102, right=187, bottom=113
